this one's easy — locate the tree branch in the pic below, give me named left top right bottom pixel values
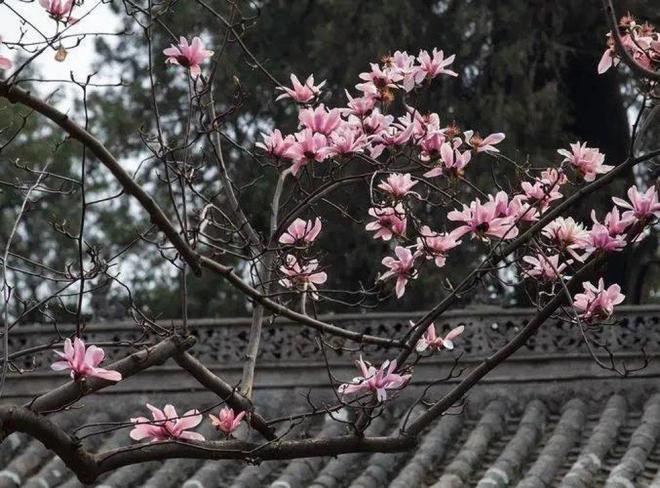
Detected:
left=0, top=403, right=414, bottom=483
left=0, top=405, right=98, bottom=483
left=94, top=434, right=415, bottom=475
left=404, top=254, right=604, bottom=436
left=396, top=148, right=660, bottom=367
left=173, top=351, right=276, bottom=440
left=239, top=168, right=292, bottom=398
left=602, top=0, right=660, bottom=81
left=0, top=82, right=398, bottom=348
left=199, top=255, right=401, bottom=347
left=0, top=83, right=203, bottom=275
left=28, top=335, right=195, bottom=414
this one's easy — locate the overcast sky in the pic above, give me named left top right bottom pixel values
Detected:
left=4, top=1, right=121, bottom=94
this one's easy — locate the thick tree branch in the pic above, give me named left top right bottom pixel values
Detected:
left=0, top=82, right=398, bottom=347
left=173, top=351, right=276, bottom=440
left=95, top=434, right=415, bottom=475
left=405, top=254, right=604, bottom=436
left=0, top=403, right=414, bottom=483
left=204, top=80, right=269, bottom=399
left=0, top=83, right=202, bottom=275
left=0, top=405, right=98, bottom=483
left=28, top=335, right=195, bottom=414
left=239, top=168, right=292, bottom=398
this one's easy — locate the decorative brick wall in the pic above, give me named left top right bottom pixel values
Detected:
left=5, top=305, right=659, bottom=399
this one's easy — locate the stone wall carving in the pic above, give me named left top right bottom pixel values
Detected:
left=8, top=306, right=659, bottom=372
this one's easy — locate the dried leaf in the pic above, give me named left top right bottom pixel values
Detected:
left=55, top=46, right=68, bottom=62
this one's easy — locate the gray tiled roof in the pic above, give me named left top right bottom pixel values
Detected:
left=3, top=307, right=660, bottom=487
left=3, top=391, right=660, bottom=488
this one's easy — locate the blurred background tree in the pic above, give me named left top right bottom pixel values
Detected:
left=2, top=0, right=657, bottom=322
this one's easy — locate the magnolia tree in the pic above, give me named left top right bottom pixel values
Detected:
left=0, top=0, right=659, bottom=483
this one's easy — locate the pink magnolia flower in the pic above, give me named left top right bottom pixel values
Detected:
left=489, top=191, right=513, bottom=218
left=130, top=404, right=204, bottom=443
left=279, top=217, right=322, bottom=245
left=357, top=109, right=394, bottom=137
left=486, top=192, right=537, bottom=223
left=163, top=36, right=214, bottom=77
left=209, top=407, right=245, bottom=436
left=584, top=221, right=627, bottom=254
left=598, top=32, right=654, bottom=74
left=612, top=186, right=660, bottom=222
left=387, top=50, right=417, bottom=92
left=255, top=129, right=295, bottom=158
left=377, top=173, right=418, bottom=199
left=284, top=129, right=329, bottom=176
left=343, top=90, right=376, bottom=117
left=507, top=195, right=539, bottom=222
left=542, top=217, right=588, bottom=258
left=360, top=62, right=404, bottom=87
left=423, top=142, right=471, bottom=177
left=413, top=322, right=464, bottom=352
left=598, top=40, right=618, bottom=75
left=541, top=167, right=568, bottom=187
left=356, top=63, right=403, bottom=100
left=463, top=130, right=505, bottom=153
left=365, top=204, right=407, bottom=241
left=279, top=255, right=327, bottom=300
left=522, top=254, right=570, bottom=281
left=380, top=246, right=417, bottom=298
left=521, top=170, right=565, bottom=209
left=0, top=38, right=11, bottom=71
left=652, top=39, right=660, bottom=59
left=414, top=48, right=458, bottom=83
left=418, top=131, right=447, bottom=162
left=298, top=105, right=342, bottom=135
left=488, top=191, right=517, bottom=217
left=370, top=124, right=415, bottom=157
left=400, top=107, right=442, bottom=138
left=416, top=226, right=461, bottom=268
left=326, top=126, right=368, bottom=155
left=338, top=356, right=411, bottom=402
left=520, top=181, right=561, bottom=209
left=447, top=199, right=519, bottom=241
left=596, top=208, right=634, bottom=236
left=379, top=120, right=418, bottom=147
left=276, top=74, right=326, bottom=103
left=572, top=278, right=625, bottom=322
left=51, top=337, right=122, bottom=382
left=557, top=142, right=612, bottom=182
left=39, top=0, right=76, bottom=23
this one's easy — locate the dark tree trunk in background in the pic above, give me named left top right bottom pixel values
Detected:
left=562, top=41, right=636, bottom=298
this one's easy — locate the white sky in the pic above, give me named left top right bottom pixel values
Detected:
left=2, top=0, right=121, bottom=97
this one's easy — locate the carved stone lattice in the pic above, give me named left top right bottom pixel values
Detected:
left=8, top=306, right=659, bottom=370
